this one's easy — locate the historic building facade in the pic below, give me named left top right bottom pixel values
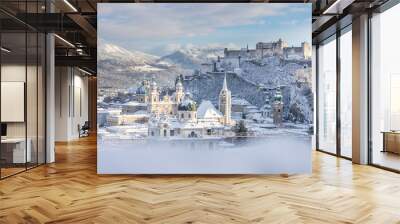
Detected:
left=223, top=39, right=311, bottom=61
left=147, top=73, right=235, bottom=138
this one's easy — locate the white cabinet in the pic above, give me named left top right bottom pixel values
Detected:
left=1, top=138, right=31, bottom=163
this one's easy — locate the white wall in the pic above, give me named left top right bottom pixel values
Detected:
left=55, top=67, right=89, bottom=141
left=1, top=64, right=26, bottom=139
left=1, top=63, right=47, bottom=164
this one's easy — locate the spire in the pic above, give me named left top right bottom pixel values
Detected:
left=222, top=73, right=228, bottom=91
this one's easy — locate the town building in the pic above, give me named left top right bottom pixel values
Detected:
left=148, top=73, right=235, bottom=138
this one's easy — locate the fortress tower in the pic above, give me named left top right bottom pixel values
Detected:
left=219, top=73, right=232, bottom=126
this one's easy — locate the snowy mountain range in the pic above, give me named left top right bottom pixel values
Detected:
left=98, top=42, right=223, bottom=74
left=98, top=42, right=225, bottom=88
left=158, top=47, right=223, bottom=69
left=98, top=43, right=159, bottom=66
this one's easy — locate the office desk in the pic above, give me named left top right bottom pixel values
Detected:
left=1, top=138, right=31, bottom=163
left=382, top=131, right=400, bottom=154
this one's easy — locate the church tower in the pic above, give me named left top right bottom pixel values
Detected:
left=219, top=73, right=232, bottom=125
left=175, top=79, right=184, bottom=104
left=148, top=79, right=160, bottom=115
left=143, top=79, right=150, bottom=92
left=136, top=80, right=149, bottom=103
left=273, top=87, right=284, bottom=127
left=149, top=79, right=159, bottom=103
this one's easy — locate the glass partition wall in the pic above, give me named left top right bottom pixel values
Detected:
left=316, top=26, right=352, bottom=159
left=0, top=3, right=46, bottom=179
left=317, top=35, right=337, bottom=155
left=339, top=27, right=352, bottom=159
left=370, top=3, right=400, bottom=171
left=316, top=1, right=400, bottom=171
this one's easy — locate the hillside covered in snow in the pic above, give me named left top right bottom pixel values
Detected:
left=98, top=42, right=313, bottom=123
left=98, top=42, right=224, bottom=88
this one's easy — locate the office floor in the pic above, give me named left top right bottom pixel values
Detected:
left=0, top=136, right=400, bottom=223
left=1, top=163, right=45, bottom=179
left=372, top=150, right=400, bottom=171
left=0, top=167, right=25, bottom=177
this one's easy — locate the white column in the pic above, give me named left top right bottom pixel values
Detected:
left=55, top=67, right=73, bottom=141
left=352, top=14, right=369, bottom=164
left=46, top=32, right=55, bottom=163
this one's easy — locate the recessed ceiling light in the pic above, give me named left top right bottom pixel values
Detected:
left=323, top=0, right=355, bottom=15
left=54, top=34, right=75, bottom=48
left=1, top=47, right=11, bottom=53
left=78, top=67, right=93, bottom=76
left=63, top=0, right=78, bottom=12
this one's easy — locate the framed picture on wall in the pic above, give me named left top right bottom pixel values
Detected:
left=97, top=3, right=313, bottom=174
left=1, top=81, right=25, bottom=123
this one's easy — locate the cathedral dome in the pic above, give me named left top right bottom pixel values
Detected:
left=178, top=98, right=197, bottom=111
left=176, top=81, right=183, bottom=88
left=274, top=89, right=283, bottom=102
left=136, top=85, right=147, bottom=95
left=150, top=79, right=157, bottom=89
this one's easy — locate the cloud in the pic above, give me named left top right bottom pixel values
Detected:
left=164, top=42, right=240, bottom=51
left=151, top=42, right=241, bottom=55
left=98, top=3, right=300, bottom=40
left=280, top=19, right=300, bottom=25
left=97, top=3, right=311, bottom=55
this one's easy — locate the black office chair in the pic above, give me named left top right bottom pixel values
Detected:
left=79, top=121, right=90, bottom=138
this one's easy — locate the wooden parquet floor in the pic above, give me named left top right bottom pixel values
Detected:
left=1, top=135, right=400, bottom=224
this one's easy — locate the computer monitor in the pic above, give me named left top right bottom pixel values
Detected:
left=1, top=123, right=7, bottom=137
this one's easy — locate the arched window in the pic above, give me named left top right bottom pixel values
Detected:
left=164, top=130, right=167, bottom=137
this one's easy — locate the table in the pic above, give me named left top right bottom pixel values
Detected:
left=382, top=131, right=400, bottom=154
left=1, top=138, right=31, bottom=163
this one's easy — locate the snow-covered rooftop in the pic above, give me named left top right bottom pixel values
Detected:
left=245, top=109, right=261, bottom=114
left=232, top=97, right=251, bottom=106
left=149, top=114, right=224, bottom=130
left=122, top=101, right=147, bottom=107
left=98, top=108, right=122, bottom=115
left=197, top=100, right=222, bottom=119
left=133, top=110, right=149, bottom=116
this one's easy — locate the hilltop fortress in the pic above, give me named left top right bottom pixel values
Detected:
left=223, top=39, right=311, bottom=61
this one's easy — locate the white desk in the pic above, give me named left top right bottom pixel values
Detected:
left=1, top=138, right=31, bottom=163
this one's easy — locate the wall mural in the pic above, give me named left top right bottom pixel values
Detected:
left=97, top=3, right=313, bottom=174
